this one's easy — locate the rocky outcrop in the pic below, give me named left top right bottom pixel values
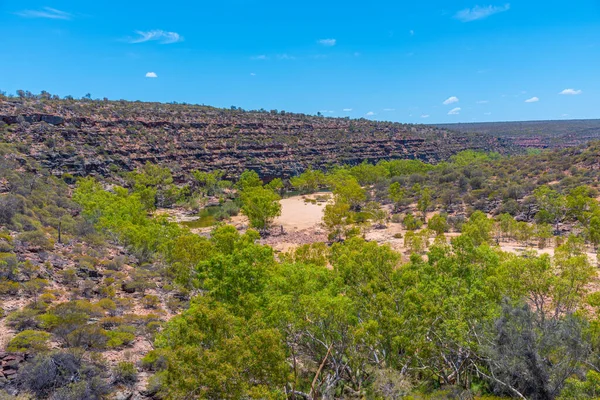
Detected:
left=0, top=352, right=27, bottom=390
left=0, top=98, right=519, bottom=180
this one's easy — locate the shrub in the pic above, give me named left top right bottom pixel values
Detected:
left=428, top=213, right=449, bottom=235
left=18, top=351, right=110, bottom=399
left=0, top=279, right=20, bottom=295
left=96, top=298, right=116, bottom=313
left=66, top=325, right=108, bottom=349
left=7, top=308, right=42, bottom=331
left=113, top=361, right=137, bottom=385
left=39, top=292, right=56, bottom=304
left=142, top=294, right=161, bottom=309
left=0, top=253, right=18, bottom=280
left=106, top=330, right=135, bottom=348
left=6, top=330, right=51, bottom=352
left=402, top=213, right=423, bottom=231
left=18, top=229, right=54, bottom=250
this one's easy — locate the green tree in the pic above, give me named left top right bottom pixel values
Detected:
left=240, top=186, right=281, bottom=233
left=192, top=170, right=225, bottom=197
left=589, top=214, right=600, bottom=248
left=388, top=182, right=405, bottom=212
left=534, top=185, right=567, bottom=233
left=364, top=201, right=387, bottom=228
left=461, top=211, right=494, bottom=246
left=290, top=169, right=327, bottom=192
left=328, top=171, right=366, bottom=211
left=566, top=186, right=599, bottom=225
left=428, top=213, right=449, bottom=235
left=236, top=170, right=262, bottom=191
left=152, top=297, right=288, bottom=399
left=323, top=201, right=351, bottom=241
left=417, top=187, right=431, bottom=221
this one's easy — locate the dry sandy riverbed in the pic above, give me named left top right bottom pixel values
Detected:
left=159, top=194, right=598, bottom=262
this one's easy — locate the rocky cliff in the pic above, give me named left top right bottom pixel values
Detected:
left=0, top=98, right=517, bottom=180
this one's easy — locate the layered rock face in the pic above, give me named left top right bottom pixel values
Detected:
left=0, top=99, right=516, bottom=179
left=0, top=353, right=27, bottom=389
left=435, top=119, right=600, bottom=149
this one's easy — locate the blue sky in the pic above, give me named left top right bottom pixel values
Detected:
left=1, top=1, right=599, bottom=123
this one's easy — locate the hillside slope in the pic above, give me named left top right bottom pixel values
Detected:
left=435, top=119, right=600, bottom=149
left=0, top=97, right=516, bottom=179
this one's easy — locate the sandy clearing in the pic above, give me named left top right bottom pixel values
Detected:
left=273, top=193, right=331, bottom=232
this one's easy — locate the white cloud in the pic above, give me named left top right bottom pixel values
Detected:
left=383, top=108, right=395, bottom=111
left=319, top=110, right=334, bottom=114
left=484, top=112, right=492, bottom=115
left=366, top=111, right=376, bottom=116
left=443, top=96, right=459, bottom=105
left=525, top=96, right=539, bottom=103
left=145, top=72, right=158, bottom=78
left=454, top=4, right=511, bottom=22
left=16, top=7, right=72, bottom=20
left=250, top=73, right=256, bottom=76
left=343, top=108, right=353, bottom=112
left=277, top=54, right=296, bottom=60
left=476, top=100, right=489, bottom=104
left=130, top=30, right=183, bottom=44
left=421, top=114, right=430, bottom=118
left=448, top=107, right=461, bottom=115
left=318, top=39, right=336, bottom=47
left=251, top=55, right=268, bottom=60
left=559, top=88, right=582, bottom=95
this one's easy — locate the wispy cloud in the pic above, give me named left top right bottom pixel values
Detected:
left=476, top=100, right=489, bottom=104
left=421, top=114, right=430, bottom=118
left=16, top=7, right=72, bottom=20
left=366, top=111, right=376, bottom=116
left=525, top=96, right=539, bottom=103
left=319, top=110, right=334, bottom=114
left=129, top=30, right=183, bottom=44
left=145, top=72, right=158, bottom=78
left=409, top=30, right=415, bottom=36
left=277, top=54, right=296, bottom=60
left=448, top=107, right=461, bottom=115
left=454, top=4, right=510, bottom=22
left=318, top=38, right=337, bottom=47
left=443, top=96, right=459, bottom=105
left=250, top=72, right=256, bottom=76
left=559, top=88, right=582, bottom=95
left=484, top=112, right=492, bottom=115
left=343, top=108, right=353, bottom=112
left=383, top=108, right=395, bottom=112
left=251, top=55, right=268, bottom=60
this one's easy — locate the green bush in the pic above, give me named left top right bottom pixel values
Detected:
left=0, top=279, right=20, bottom=295
left=7, top=330, right=51, bottom=352
left=402, top=213, right=423, bottom=231
left=7, top=308, right=42, bottom=331
left=106, top=330, right=135, bottom=348
left=113, top=361, right=137, bottom=385
left=18, top=229, right=54, bottom=250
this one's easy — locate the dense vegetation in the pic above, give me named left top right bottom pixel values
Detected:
left=4, top=98, right=600, bottom=398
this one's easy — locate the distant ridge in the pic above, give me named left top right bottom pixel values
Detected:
left=434, top=119, right=600, bottom=149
